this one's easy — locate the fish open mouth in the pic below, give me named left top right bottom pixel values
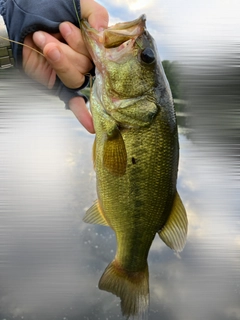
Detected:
left=81, top=14, right=146, bottom=49
left=102, top=14, right=146, bottom=48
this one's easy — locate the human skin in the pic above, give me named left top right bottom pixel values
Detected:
left=22, top=0, right=109, bottom=133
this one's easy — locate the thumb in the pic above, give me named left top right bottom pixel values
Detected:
left=80, top=0, right=109, bottom=30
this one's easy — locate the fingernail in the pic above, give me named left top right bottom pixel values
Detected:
left=48, top=48, right=61, bottom=62
left=34, top=31, right=46, bottom=48
left=96, top=20, right=108, bottom=32
left=62, top=23, right=72, bottom=37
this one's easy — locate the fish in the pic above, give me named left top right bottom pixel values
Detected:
left=81, top=15, right=188, bottom=318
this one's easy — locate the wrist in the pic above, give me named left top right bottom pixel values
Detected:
left=0, top=15, right=14, bottom=69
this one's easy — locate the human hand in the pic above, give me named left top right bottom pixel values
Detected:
left=23, top=0, right=109, bottom=133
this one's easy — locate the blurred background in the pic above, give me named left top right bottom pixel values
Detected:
left=0, top=0, right=239, bottom=319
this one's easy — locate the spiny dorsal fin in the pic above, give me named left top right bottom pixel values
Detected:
left=158, top=191, right=188, bottom=252
left=83, top=200, right=109, bottom=226
left=103, top=128, right=127, bottom=176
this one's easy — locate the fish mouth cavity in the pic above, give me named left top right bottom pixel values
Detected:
left=99, top=14, right=146, bottom=49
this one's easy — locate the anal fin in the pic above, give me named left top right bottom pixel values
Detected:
left=158, top=191, right=188, bottom=252
left=83, top=200, right=109, bottom=226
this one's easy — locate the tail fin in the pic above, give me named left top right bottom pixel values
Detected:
left=99, top=260, right=149, bottom=318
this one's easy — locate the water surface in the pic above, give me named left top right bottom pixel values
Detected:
left=0, top=70, right=239, bottom=320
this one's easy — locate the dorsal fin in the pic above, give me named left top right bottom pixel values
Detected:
left=83, top=200, right=109, bottom=226
left=158, top=191, right=188, bottom=252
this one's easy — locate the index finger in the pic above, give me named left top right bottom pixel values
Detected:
left=80, top=0, right=109, bottom=30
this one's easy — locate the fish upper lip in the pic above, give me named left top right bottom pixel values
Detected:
left=107, top=14, right=146, bottom=31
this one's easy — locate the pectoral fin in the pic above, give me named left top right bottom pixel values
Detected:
left=83, top=200, right=109, bottom=226
left=158, top=192, right=188, bottom=252
left=103, top=128, right=127, bottom=176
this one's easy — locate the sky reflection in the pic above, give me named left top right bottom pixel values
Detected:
left=0, top=71, right=239, bottom=320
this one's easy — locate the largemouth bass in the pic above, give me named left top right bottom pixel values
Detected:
left=81, top=15, right=187, bottom=318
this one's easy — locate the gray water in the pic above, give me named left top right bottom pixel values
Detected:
left=0, top=69, right=239, bottom=320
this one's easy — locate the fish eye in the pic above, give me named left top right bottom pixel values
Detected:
left=140, top=47, right=155, bottom=64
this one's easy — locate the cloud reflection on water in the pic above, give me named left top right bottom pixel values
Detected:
left=0, top=69, right=239, bottom=320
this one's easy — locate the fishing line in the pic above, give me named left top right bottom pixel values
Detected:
left=0, top=35, right=44, bottom=57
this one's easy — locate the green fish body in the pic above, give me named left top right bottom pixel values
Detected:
left=81, top=15, right=187, bottom=318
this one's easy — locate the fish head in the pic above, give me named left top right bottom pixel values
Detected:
left=81, top=15, right=163, bottom=100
